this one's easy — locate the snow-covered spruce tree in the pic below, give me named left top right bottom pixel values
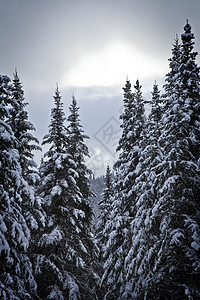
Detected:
left=141, top=21, right=200, bottom=299
left=95, top=166, right=114, bottom=299
left=66, top=93, right=99, bottom=297
left=0, top=75, right=38, bottom=299
left=90, top=175, right=105, bottom=227
left=178, top=20, right=200, bottom=163
left=120, top=81, right=164, bottom=299
left=101, top=79, right=147, bottom=299
left=34, top=87, right=97, bottom=299
left=67, top=94, right=92, bottom=202
left=96, top=165, right=114, bottom=264
left=9, top=70, right=45, bottom=245
left=114, top=79, right=147, bottom=218
left=100, top=79, right=134, bottom=298
left=150, top=81, right=162, bottom=131
left=9, top=69, right=41, bottom=183
left=163, top=36, right=182, bottom=99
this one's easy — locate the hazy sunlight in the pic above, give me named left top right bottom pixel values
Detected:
left=61, top=41, right=165, bottom=88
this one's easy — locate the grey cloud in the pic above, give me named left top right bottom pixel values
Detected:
left=1, top=0, right=200, bottom=174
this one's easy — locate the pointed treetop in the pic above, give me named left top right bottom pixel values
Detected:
left=123, top=79, right=131, bottom=94
left=182, top=19, right=194, bottom=48
left=183, top=19, right=192, bottom=34
left=55, top=82, right=61, bottom=95
left=54, top=83, right=61, bottom=99
left=134, top=78, right=141, bottom=90
left=152, top=81, right=160, bottom=99
left=14, top=67, right=18, bottom=77
left=13, top=68, right=20, bottom=85
left=71, top=93, right=78, bottom=106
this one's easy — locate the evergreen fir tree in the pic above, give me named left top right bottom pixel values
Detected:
left=66, top=93, right=99, bottom=298
left=116, top=79, right=147, bottom=221
left=34, top=87, right=97, bottom=299
left=179, top=20, right=200, bottom=162
left=95, top=166, right=114, bottom=299
left=90, top=175, right=105, bottom=227
left=101, top=79, right=147, bottom=299
left=67, top=94, right=92, bottom=202
left=9, top=69, right=45, bottom=245
left=116, top=79, right=135, bottom=154
left=140, top=21, right=200, bottom=299
left=96, top=166, right=113, bottom=262
left=9, top=69, right=41, bottom=184
left=150, top=81, right=162, bottom=128
left=101, top=80, right=134, bottom=299
left=121, top=82, right=163, bottom=299
left=0, top=75, right=38, bottom=299
left=122, top=21, right=200, bottom=300
left=101, top=166, right=113, bottom=210
left=163, top=36, right=182, bottom=98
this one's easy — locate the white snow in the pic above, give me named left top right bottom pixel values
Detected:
left=51, top=185, right=62, bottom=196
left=40, top=226, right=63, bottom=246
left=191, top=241, right=200, bottom=251
left=73, top=208, right=85, bottom=219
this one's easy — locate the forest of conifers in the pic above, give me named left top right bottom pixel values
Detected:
left=0, top=20, right=200, bottom=299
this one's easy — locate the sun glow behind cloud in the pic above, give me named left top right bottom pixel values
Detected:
left=61, top=41, right=166, bottom=88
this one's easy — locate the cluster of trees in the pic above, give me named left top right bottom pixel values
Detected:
left=98, top=21, right=200, bottom=299
left=0, top=20, right=200, bottom=299
left=0, top=72, right=98, bottom=299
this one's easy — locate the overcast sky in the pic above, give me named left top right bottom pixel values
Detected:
left=1, top=0, right=200, bottom=176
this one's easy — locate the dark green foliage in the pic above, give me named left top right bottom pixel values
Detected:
left=97, top=166, right=114, bottom=261
left=34, top=87, right=97, bottom=299
left=67, top=95, right=92, bottom=200
left=9, top=70, right=41, bottom=183
left=101, top=80, right=147, bottom=299
left=123, top=21, right=200, bottom=299
left=148, top=21, right=200, bottom=299
left=100, top=21, right=200, bottom=300
left=163, top=36, right=182, bottom=98
left=0, top=75, right=38, bottom=299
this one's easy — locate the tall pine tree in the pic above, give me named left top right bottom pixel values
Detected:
left=96, top=165, right=114, bottom=263
left=34, top=87, right=97, bottom=299
left=121, top=81, right=163, bottom=298
left=163, top=35, right=182, bottom=98
left=142, top=21, right=200, bottom=299
left=67, top=94, right=93, bottom=203
left=0, top=75, right=38, bottom=299
left=101, top=79, right=147, bottom=299
left=9, top=70, right=44, bottom=245
left=9, top=69, right=41, bottom=183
